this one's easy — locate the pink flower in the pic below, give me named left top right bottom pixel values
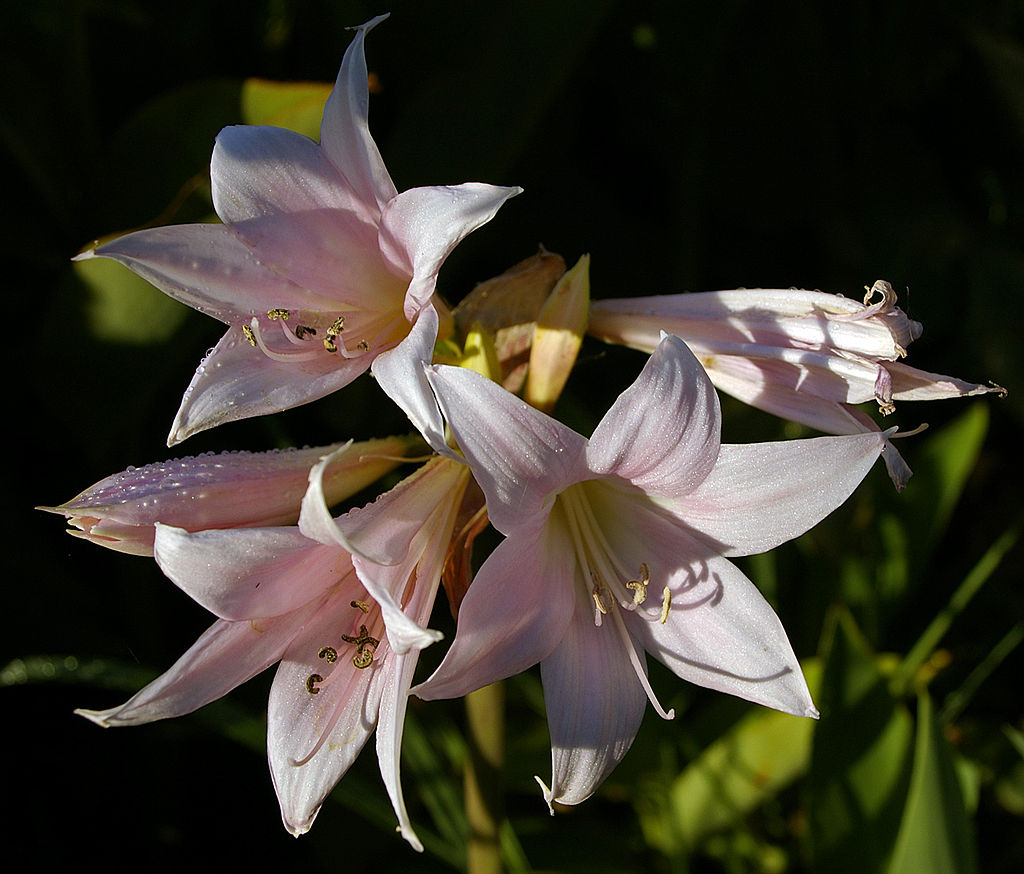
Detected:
left=39, top=436, right=414, bottom=556
left=589, top=282, right=1005, bottom=489
left=414, top=334, right=885, bottom=808
left=76, top=15, right=520, bottom=446
left=76, top=448, right=472, bottom=850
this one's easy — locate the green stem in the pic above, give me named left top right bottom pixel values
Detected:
left=465, top=681, right=505, bottom=874
left=891, top=524, right=1020, bottom=696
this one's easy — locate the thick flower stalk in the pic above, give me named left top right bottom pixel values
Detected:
left=588, top=281, right=1004, bottom=488
left=414, top=334, right=886, bottom=807
left=39, top=436, right=414, bottom=556
left=75, top=447, right=471, bottom=850
left=76, top=14, right=520, bottom=446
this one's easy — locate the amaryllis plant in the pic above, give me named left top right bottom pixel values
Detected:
left=40, top=10, right=1009, bottom=871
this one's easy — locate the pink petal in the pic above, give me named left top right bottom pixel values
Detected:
left=626, top=550, right=816, bottom=717
left=425, top=364, right=588, bottom=535
left=888, top=360, right=1006, bottom=401
left=210, top=124, right=357, bottom=222
left=87, top=223, right=333, bottom=323
left=268, top=588, right=386, bottom=835
left=168, top=325, right=369, bottom=445
left=154, top=523, right=351, bottom=620
left=318, top=14, right=398, bottom=218
left=587, top=334, right=721, bottom=498
left=665, top=432, right=884, bottom=556
left=539, top=588, right=648, bottom=807
left=378, top=183, right=522, bottom=316
left=413, top=521, right=576, bottom=700
left=75, top=608, right=316, bottom=727
left=371, top=305, right=452, bottom=457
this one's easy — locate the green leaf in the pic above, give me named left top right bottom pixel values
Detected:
left=807, top=608, right=915, bottom=874
left=74, top=256, right=190, bottom=344
left=663, top=659, right=822, bottom=849
left=887, top=691, right=978, bottom=874
left=241, top=78, right=332, bottom=139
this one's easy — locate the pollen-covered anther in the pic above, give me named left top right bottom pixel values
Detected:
left=659, top=586, right=671, bottom=624
left=318, top=646, right=338, bottom=663
left=624, top=561, right=650, bottom=609
left=267, top=308, right=290, bottom=321
left=356, top=339, right=370, bottom=352
left=305, top=673, right=324, bottom=695
left=350, top=599, right=370, bottom=614
left=341, top=624, right=380, bottom=670
left=323, top=316, right=346, bottom=353
left=878, top=400, right=896, bottom=416
left=241, top=323, right=257, bottom=346
left=294, top=325, right=316, bottom=339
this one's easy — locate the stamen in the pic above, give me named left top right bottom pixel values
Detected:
left=248, top=317, right=321, bottom=363
left=625, top=562, right=650, bottom=609
left=323, top=316, right=346, bottom=353
left=591, top=578, right=608, bottom=627
left=341, top=624, right=380, bottom=669
left=304, top=673, right=323, bottom=695
left=659, top=586, right=671, bottom=624
left=241, top=324, right=257, bottom=346
left=351, top=600, right=370, bottom=613
left=609, top=607, right=675, bottom=721
left=267, top=308, right=290, bottom=321
left=294, top=325, right=317, bottom=339
left=318, top=646, right=338, bottom=663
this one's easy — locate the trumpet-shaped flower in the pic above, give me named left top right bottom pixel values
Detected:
left=39, top=436, right=414, bottom=556
left=588, top=282, right=1005, bottom=489
left=414, top=334, right=886, bottom=807
left=76, top=448, right=470, bottom=850
left=77, top=15, right=520, bottom=446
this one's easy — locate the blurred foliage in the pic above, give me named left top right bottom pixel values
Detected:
left=8, top=0, right=1023, bottom=872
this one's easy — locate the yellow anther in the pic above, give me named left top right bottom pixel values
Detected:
left=241, top=324, right=256, bottom=346
left=356, top=339, right=370, bottom=352
left=294, top=325, right=316, bottom=339
left=323, top=337, right=338, bottom=353
left=625, top=562, right=650, bottom=606
left=318, top=646, right=338, bottom=663
left=659, top=586, right=671, bottom=624
left=592, top=585, right=608, bottom=615
left=350, top=600, right=370, bottom=614
left=267, top=308, right=290, bottom=320
left=341, top=624, right=380, bottom=670
left=305, top=673, right=324, bottom=694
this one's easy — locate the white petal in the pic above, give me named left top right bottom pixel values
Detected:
left=664, top=432, right=884, bottom=556
left=318, top=14, right=398, bottom=217
left=540, top=590, right=647, bottom=806
left=425, top=364, right=588, bottom=534
left=76, top=610, right=314, bottom=727
left=378, top=183, right=522, bottom=316
left=154, top=523, right=350, bottom=620
left=587, top=334, right=721, bottom=498
left=414, top=521, right=576, bottom=700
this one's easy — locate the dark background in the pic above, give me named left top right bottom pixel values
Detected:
left=7, top=1, right=1022, bottom=871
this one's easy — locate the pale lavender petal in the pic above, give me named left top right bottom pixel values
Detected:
left=626, top=550, right=816, bottom=717
left=86, top=223, right=330, bottom=322
left=226, top=209, right=408, bottom=309
left=539, top=588, right=647, bottom=807
left=269, top=588, right=387, bottom=835
left=425, top=364, right=588, bottom=534
left=888, top=361, right=1007, bottom=401
left=154, top=523, right=351, bottom=620
left=587, top=334, right=721, bottom=498
left=168, top=325, right=369, bottom=445
left=414, top=521, right=576, bottom=700
left=211, top=124, right=357, bottom=222
left=661, top=432, right=884, bottom=556
left=372, top=305, right=453, bottom=456
left=75, top=608, right=316, bottom=727
left=378, top=183, right=523, bottom=315
left=319, top=14, right=397, bottom=216
left=375, top=649, right=424, bottom=851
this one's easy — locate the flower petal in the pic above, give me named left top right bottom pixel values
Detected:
left=425, top=364, right=588, bottom=534
left=75, top=609, right=315, bottom=727
left=378, top=183, right=523, bottom=316
left=154, top=523, right=351, bottom=620
left=413, top=521, right=576, bottom=700
left=86, top=223, right=331, bottom=323
left=372, top=305, right=453, bottom=456
left=662, top=432, right=884, bottom=556
left=168, top=325, right=369, bottom=445
left=268, top=587, right=386, bottom=835
left=587, top=333, right=721, bottom=498
left=627, top=550, right=816, bottom=717
left=539, top=588, right=647, bottom=808
left=211, top=124, right=356, bottom=222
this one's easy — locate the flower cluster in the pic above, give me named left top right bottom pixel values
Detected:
left=49, top=14, right=1004, bottom=852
